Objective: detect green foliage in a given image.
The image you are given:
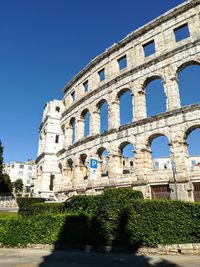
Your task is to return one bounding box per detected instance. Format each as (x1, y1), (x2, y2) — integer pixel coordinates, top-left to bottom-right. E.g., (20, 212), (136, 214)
(126, 199), (200, 247)
(13, 179), (23, 193)
(65, 195), (101, 215)
(0, 199), (199, 248)
(0, 141), (12, 194)
(17, 197), (45, 217)
(28, 203), (65, 216)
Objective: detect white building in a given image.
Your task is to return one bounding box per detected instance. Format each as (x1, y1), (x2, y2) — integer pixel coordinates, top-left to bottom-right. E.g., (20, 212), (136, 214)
(4, 160), (37, 191)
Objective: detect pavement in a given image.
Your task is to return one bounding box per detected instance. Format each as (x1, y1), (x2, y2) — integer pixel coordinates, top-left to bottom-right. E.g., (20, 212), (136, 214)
(0, 248), (199, 267)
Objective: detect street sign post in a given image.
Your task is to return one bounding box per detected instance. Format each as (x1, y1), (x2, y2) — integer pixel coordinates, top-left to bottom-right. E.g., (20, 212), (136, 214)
(90, 158), (98, 180)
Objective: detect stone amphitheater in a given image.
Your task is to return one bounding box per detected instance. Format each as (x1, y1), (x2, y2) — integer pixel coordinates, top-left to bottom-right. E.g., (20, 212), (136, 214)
(35, 0), (200, 202)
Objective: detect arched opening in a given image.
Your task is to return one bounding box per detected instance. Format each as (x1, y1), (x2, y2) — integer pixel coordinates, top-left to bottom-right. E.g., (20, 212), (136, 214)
(69, 117), (76, 144)
(178, 62), (200, 107)
(144, 76), (166, 117)
(98, 100), (108, 134)
(97, 147), (109, 177)
(185, 126), (200, 167)
(148, 134), (170, 169)
(119, 142), (134, 174)
(118, 89), (133, 126)
(58, 163), (63, 174)
(79, 154), (88, 180)
(81, 109), (90, 138)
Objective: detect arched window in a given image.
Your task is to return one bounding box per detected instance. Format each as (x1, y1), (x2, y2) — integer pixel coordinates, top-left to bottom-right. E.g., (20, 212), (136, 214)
(149, 135), (170, 169)
(186, 127), (200, 167)
(99, 100), (108, 134)
(81, 110), (90, 137)
(70, 118), (76, 144)
(178, 63), (200, 107)
(119, 142), (134, 174)
(119, 89), (133, 126)
(145, 77), (166, 117)
(97, 147), (109, 177)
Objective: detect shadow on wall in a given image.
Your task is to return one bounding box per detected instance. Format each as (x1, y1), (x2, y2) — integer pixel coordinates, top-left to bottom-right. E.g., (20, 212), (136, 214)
(38, 213), (180, 267)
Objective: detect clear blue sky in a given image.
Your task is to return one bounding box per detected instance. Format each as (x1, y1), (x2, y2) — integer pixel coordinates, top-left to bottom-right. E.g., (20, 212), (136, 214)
(1, 0), (199, 163)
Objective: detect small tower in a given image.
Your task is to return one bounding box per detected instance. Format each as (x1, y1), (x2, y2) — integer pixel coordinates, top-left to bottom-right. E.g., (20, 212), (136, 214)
(34, 100), (64, 198)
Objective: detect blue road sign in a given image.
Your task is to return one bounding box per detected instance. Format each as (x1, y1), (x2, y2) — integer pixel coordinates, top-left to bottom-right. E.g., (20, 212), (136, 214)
(90, 158), (98, 169)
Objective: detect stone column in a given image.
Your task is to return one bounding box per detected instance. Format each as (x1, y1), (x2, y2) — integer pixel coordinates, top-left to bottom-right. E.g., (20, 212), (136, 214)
(134, 140), (152, 181)
(91, 110), (100, 136)
(65, 126), (72, 148)
(164, 72), (181, 111)
(76, 118), (84, 141)
(132, 81), (147, 121)
(108, 144), (123, 184)
(108, 100), (120, 130)
(73, 157), (84, 189)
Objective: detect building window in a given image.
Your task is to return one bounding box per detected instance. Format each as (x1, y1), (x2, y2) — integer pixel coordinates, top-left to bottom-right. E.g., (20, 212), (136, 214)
(130, 161), (133, 166)
(71, 91), (75, 102)
(174, 23), (190, 42)
(118, 55), (127, 70)
(55, 106), (60, 112)
(18, 171), (23, 176)
(27, 172), (32, 178)
(11, 164), (14, 168)
(143, 40), (155, 57)
(154, 161), (159, 168)
(83, 81), (88, 92)
(49, 175), (55, 191)
(19, 164), (24, 169)
(28, 166), (32, 170)
(55, 135), (59, 143)
(98, 68), (105, 81)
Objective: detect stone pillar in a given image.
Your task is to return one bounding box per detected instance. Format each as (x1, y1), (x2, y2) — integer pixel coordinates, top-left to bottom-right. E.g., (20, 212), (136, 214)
(108, 100), (120, 130)
(134, 141), (152, 181)
(164, 74), (181, 111)
(73, 157), (84, 189)
(132, 81), (147, 121)
(76, 118), (84, 141)
(170, 140), (190, 181)
(91, 110), (100, 135)
(65, 126), (72, 148)
(108, 146), (123, 184)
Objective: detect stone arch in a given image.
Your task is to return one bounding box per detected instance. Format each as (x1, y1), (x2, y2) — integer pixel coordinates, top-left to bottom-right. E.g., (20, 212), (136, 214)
(96, 99), (109, 134)
(97, 147), (109, 177)
(143, 75), (167, 117)
(69, 117), (76, 144)
(118, 141), (135, 174)
(146, 133), (171, 169)
(177, 60), (200, 107)
(184, 125), (200, 167)
(116, 88), (133, 126)
(79, 153), (89, 180)
(81, 108), (90, 137)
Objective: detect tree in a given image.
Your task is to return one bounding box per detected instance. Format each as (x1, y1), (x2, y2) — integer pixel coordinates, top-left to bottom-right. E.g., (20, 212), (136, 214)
(13, 179), (23, 193)
(0, 140), (12, 194)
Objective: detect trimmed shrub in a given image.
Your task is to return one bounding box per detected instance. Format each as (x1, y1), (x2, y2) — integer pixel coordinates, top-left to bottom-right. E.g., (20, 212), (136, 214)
(0, 199), (199, 248)
(17, 197), (45, 217)
(65, 195), (101, 215)
(126, 199), (200, 247)
(29, 203), (65, 216)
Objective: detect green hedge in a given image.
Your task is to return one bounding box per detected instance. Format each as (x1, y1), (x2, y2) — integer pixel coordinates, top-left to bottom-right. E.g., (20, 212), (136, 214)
(1, 199), (199, 248)
(29, 203), (65, 216)
(17, 197), (45, 217)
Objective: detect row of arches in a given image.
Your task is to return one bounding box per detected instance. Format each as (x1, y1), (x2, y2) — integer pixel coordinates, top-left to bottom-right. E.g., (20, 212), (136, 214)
(65, 62), (200, 145)
(60, 125), (200, 180)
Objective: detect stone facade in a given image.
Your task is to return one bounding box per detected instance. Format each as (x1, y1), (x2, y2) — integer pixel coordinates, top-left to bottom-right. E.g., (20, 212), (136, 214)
(35, 0), (200, 201)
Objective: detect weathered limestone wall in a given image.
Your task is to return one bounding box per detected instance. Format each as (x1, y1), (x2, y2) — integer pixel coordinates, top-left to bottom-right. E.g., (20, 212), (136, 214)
(36, 0), (200, 201)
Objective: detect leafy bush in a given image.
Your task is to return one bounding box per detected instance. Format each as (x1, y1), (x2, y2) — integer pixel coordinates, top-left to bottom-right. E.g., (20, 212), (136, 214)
(126, 199), (200, 247)
(17, 197), (45, 217)
(29, 203), (65, 216)
(0, 199), (199, 248)
(65, 195), (101, 215)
